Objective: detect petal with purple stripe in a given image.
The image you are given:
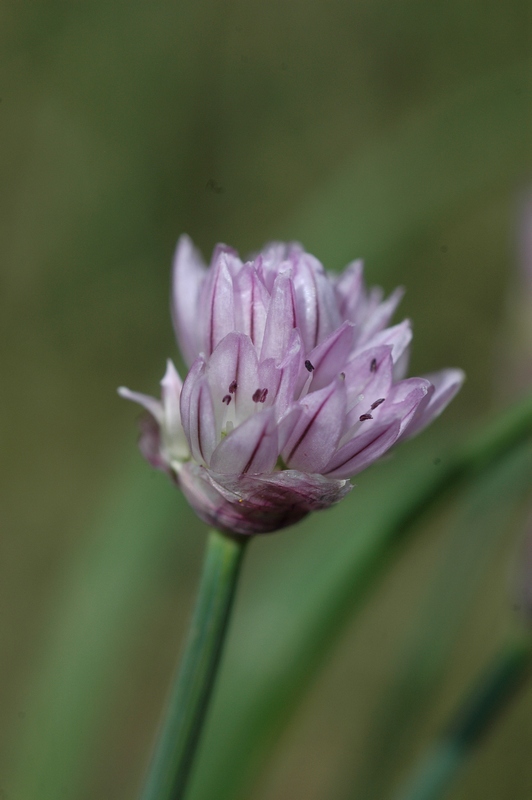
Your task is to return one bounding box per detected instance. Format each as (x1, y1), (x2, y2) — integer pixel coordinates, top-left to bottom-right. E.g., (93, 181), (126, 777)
(210, 409), (279, 475)
(261, 271), (297, 362)
(233, 264), (270, 350)
(324, 420), (401, 478)
(206, 332), (259, 429)
(199, 252), (236, 356)
(306, 320), (355, 391)
(282, 378), (346, 472)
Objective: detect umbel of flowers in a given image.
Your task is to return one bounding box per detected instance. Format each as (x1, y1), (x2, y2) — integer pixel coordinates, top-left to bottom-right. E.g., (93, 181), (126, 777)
(120, 237), (463, 534)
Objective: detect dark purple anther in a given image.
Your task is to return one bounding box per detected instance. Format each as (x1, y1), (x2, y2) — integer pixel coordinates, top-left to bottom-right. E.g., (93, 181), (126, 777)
(370, 358), (377, 373)
(222, 394), (232, 405)
(253, 388), (268, 403)
(359, 413), (373, 421)
(229, 380), (237, 394)
(370, 398), (385, 409)
(305, 360), (315, 372)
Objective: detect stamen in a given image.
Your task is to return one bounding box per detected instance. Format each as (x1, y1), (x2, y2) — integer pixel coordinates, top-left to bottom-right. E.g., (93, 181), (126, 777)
(370, 398), (385, 409)
(359, 413), (373, 421)
(222, 394), (232, 405)
(229, 380), (237, 394)
(305, 360), (315, 372)
(252, 388), (269, 403)
(370, 358), (377, 373)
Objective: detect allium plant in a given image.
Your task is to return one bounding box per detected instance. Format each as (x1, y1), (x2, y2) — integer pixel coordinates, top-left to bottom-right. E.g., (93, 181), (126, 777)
(120, 237), (463, 800)
(120, 236), (464, 535)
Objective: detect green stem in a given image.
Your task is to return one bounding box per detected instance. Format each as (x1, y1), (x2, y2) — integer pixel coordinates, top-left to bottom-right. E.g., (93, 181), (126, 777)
(393, 637), (532, 800)
(141, 528), (248, 800)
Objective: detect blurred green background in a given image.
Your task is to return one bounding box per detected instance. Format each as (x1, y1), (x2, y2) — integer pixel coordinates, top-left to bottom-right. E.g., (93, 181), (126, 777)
(1, 1), (531, 798)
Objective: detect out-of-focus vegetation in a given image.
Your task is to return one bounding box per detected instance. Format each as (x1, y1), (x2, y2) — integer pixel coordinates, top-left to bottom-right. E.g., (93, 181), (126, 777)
(1, 1), (531, 799)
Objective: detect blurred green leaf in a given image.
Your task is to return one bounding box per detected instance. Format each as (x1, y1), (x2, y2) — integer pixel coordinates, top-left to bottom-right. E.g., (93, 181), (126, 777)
(348, 442), (532, 800)
(4, 456), (195, 800)
(393, 636), (532, 800)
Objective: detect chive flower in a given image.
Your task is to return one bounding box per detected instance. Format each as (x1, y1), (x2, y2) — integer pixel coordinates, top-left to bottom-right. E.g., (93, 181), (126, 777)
(119, 237), (463, 534)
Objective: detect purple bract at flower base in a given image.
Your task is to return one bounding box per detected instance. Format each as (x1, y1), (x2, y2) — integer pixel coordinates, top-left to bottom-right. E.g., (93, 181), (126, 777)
(119, 237), (464, 535)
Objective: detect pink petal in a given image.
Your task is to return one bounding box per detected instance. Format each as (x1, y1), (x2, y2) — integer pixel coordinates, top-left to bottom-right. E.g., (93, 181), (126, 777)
(187, 377), (217, 466)
(324, 420), (402, 478)
(402, 368), (465, 439)
(361, 319), (412, 365)
(178, 463), (351, 535)
(199, 251), (236, 356)
(334, 259), (364, 322)
(137, 412), (172, 474)
(342, 346), (394, 430)
(375, 377), (431, 436)
(210, 409), (279, 475)
(180, 359), (217, 465)
(117, 386), (163, 423)
(357, 287), (404, 345)
(161, 359), (183, 433)
(260, 271), (298, 362)
(306, 321), (355, 391)
(205, 332), (259, 429)
(171, 235), (207, 366)
(282, 378), (347, 472)
(233, 264), (270, 350)
(273, 329), (304, 414)
(291, 252), (341, 350)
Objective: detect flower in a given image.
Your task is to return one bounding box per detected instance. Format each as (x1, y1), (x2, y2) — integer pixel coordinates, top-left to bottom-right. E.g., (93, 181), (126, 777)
(119, 237), (464, 535)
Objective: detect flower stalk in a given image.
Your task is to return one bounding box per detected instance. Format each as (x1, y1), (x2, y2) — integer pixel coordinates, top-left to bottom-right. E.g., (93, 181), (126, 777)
(140, 529), (247, 800)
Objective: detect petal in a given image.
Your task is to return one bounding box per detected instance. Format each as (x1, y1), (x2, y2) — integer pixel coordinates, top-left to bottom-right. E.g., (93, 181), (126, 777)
(137, 412), (173, 474)
(324, 420), (401, 478)
(357, 287), (404, 345)
(199, 250), (236, 356)
(179, 356), (206, 436)
(334, 259), (364, 322)
(291, 251), (341, 350)
(180, 359), (217, 465)
(213, 469), (352, 514)
(117, 386), (163, 423)
(282, 378), (347, 472)
(171, 235), (207, 366)
(401, 368), (465, 439)
(206, 332), (259, 429)
(233, 264), (270, 350)
(342, 346), (394, 429)
(161, 359), (183, 431)
(179, 464), (352, 535)
(375, 377), (431, 435)
(272, 329), (304, 414)
(255, 242), (293, 292)
(210, 409), (278, 475)
(160, 360), (189, 462)
(359, 319), (412, 365)
(306, 321), (355, 391)
(260, 271), (298, 362)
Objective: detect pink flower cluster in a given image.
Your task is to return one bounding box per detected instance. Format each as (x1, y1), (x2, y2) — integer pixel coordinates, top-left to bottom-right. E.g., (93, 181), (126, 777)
(119, 237), (463, 534)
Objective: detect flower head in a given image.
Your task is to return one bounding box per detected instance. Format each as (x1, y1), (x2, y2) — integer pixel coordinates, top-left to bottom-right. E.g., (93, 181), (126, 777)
(119, 236), (464, 535)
